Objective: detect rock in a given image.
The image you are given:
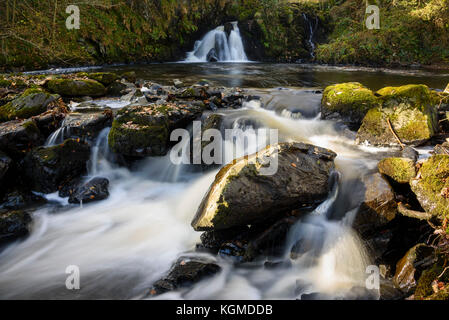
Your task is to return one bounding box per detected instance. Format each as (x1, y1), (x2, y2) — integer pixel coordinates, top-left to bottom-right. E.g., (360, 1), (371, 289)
(433, 142), (449, 155)
(353, 173), (397, 234)
(414, 259), (449, 300)
(23, 139), (90, 193)
(121, 71), (137, 83)
(393, 244), (436, 293)
(400, 146), (419, 161)
(46, 79), (106, 97)
(191, 142), (336, 231)
(0, 210), (32, 245)
(173, 79), (183, 89)
(106, 81), (129, 97)
(0, 120), (43, 156)
(0, 189), (46, 210)
(410, 155), (449, 221)
(57, 109), (113, 141)
(68, 177), (109, 204)
(321, 82), (380, 130)
(87, 72), (118, 86)
(0, 151), (11, 182)
(149, 256), (221, 296)
(0, 88), (59, 122)
(378, 157), (417, 184)
(206, 48), (219, 62)
(32, 102), (68, 138)
(108, 103), (203, 157)
(356, 85), (438, 146)
(224, 22), (234, 37)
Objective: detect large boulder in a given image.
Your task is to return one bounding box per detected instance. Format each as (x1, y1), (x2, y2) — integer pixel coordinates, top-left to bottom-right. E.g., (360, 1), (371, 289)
(108, 103), (203, 157)
(410, 155), (449, 221)
(23, 139), (90, 193)
(321, 82), (380, 130)
(191, 142), (336, 231)
(0, 120), (43, 156)
(149, 256), (221, 296)
(393, 244), (436, 294)
(0, 210), (32, 246)
(46, 79), (106, 97)
(357, 85), (438, 146)
(0, 88), (59, 122)
(378, 157), (417, 184)
(353, 173), (397, 234)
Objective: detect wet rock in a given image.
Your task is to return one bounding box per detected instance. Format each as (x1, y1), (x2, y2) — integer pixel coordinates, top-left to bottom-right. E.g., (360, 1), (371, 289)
(23, 139), (90, 193)
(173, 79), (183, 89)
(433, 141), (449, 155)
(378, 157), (417, 184)
(0, 120), (43, 156)
(356, 85), (439, 146)
(0, 88), (60, 123)
(0, 151), (11, 182)
(121, 71), (137, 83)
(218, 241), (247, 262)
(106, 81), (129, 97)
(32, 102), (68, 138)
(393, 244), (436, 293)
(149, 256), (221, 296)
(410, 155), (449, 221)
(46, 79), (106, 97)
(321, 82), (379, 130)
(87, 72), (118, 86)
(197, 226), (251, 253)
(400, 146), (419, 161)
(0, 189), (46, 210)
(206, 48), (219, 62)
(353, 173), (397, 234)
(224, 22), (234, 37)
(0, 210), (32, 246)
(58, 109), (113, 141)
(191, 142), (336, 231)
(68, 177), (109, 204)
(108, 103), (203, 158)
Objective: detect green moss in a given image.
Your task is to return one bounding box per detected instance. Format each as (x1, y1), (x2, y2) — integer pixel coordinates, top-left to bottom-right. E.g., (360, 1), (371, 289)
(378, 157), (417, 184)
(87, 72), (118, 86)
(46, 79), (106, 97)
(411, 155), (449, 221)
(321, 82), (380, 127)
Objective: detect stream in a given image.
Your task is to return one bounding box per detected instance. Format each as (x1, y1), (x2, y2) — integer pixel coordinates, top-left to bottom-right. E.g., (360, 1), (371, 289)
(0, 63), (447, 299)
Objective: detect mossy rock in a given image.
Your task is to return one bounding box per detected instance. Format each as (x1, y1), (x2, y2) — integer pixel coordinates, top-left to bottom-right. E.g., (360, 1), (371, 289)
(410, 155), (449, 221)
(415, 258), (449, 300)
(87, 72), (118, 86)
(23, 138), (90, 193)
(108, 105), (170, 157)
(0, 119), (43, 156)
(46, 79), (106, 97)
(0, 88), (59, 122)
(378, 157), (417, 184)
(357, 85), (438, 146)
(321, 82), (380, 130)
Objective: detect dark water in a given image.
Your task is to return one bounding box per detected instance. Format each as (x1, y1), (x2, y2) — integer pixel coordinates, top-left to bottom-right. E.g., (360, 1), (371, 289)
(98, 63), (449, 90)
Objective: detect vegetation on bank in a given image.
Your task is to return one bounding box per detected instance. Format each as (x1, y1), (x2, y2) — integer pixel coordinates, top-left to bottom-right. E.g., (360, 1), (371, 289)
(1, 0), (448, 70)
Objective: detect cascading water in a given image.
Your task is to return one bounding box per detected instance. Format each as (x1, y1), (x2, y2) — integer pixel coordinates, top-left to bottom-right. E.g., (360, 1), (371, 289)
(0, 86), (384, 299)
(302, 13), (318, 59)
(185, 22), (248, 62)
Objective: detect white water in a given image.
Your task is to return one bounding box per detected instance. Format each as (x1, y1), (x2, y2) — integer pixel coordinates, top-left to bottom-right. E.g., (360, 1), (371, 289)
(0, 89), (383, 299)
(185, 22), (248, 62)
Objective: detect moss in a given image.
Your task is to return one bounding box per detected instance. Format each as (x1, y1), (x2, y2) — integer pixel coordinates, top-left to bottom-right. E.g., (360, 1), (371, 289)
(46, 79), (106, 97)
(378, 157), (417, 184)
(321, 82), (380, 127)
(410, 155), (449, 221)
(87, 72), (118, 86)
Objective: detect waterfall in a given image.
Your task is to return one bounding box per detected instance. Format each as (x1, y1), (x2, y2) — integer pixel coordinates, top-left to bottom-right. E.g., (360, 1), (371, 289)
(185, 22), (248, 62)
(302, 13), (318, 59)
(45, 119), (69, 146)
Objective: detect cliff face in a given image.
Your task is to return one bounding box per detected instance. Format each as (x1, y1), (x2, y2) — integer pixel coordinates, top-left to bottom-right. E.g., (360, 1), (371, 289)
(0, 0), (447, 71)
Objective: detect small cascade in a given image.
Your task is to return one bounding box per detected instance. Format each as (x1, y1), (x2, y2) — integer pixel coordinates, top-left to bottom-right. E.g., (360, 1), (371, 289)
(88, 128), (113, 177)
(45, 119), (69, 146)
(185, 21), (248, 62)
(302, 13), (319, 59)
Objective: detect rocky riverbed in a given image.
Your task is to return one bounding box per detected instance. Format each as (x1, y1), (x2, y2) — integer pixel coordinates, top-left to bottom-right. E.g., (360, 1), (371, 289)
(0, 67), (448, 300)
